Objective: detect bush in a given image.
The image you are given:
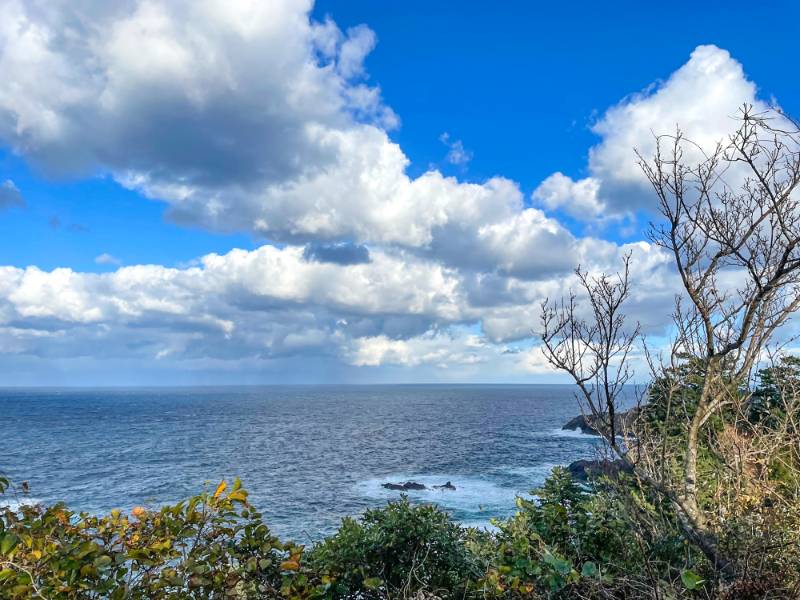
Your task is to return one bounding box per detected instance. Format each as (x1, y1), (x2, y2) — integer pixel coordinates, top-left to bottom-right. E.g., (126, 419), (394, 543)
(2, 462), (799, 598)
(478, 468), (629, 597)
(309, 497), (481, 598)
(0, 479), (315, 599)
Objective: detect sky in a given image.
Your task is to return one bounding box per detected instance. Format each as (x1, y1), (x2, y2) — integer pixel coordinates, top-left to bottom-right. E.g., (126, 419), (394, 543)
(0, 0), (798, 385)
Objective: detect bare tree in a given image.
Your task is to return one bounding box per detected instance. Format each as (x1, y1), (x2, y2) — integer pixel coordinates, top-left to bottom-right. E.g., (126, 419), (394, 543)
(641, 105), (800, 536)
(541, 253), (639, 450)
(540, 105), (800, 579)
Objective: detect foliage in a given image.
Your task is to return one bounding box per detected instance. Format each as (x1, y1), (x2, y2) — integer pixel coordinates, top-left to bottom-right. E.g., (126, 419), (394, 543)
(0, 478), (318, 599)
(750, 356), (800, 427)
(477, 468), (692, 598)
(309, 496), (480, 598)
(3, 460), (800, 599)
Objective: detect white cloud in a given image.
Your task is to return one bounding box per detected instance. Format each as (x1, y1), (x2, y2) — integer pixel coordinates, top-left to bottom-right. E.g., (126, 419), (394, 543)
(439, 132), (472, 166)
(95, 253), (122, 266)
(0, 0), (393, 193)
(0, 240), (674, 372)
(347, 331), (485, 367)
(0, 0), (578, 280)
(0, 3), (784, 383)
(532, 45), (778, 221)
(532, 173), (603, 220)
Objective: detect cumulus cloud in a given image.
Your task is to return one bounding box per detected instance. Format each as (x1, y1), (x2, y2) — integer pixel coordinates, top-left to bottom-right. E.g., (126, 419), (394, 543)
(303, 242), (371, 265)
(0, 0), (394, 180)
(532, 45), (776, 221)
(0, 241), (674, 371)
(0, 0), (581, 281)
(347, 331), (485, 368)
(0, 179), (24, 210)
(0, 1), (781, 381)
(533, 173), (603, 220)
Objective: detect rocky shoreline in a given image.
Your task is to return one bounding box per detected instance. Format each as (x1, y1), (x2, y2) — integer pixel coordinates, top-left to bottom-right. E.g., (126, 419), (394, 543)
(380, 413), (633, 492)
(561, 409), (637, 436)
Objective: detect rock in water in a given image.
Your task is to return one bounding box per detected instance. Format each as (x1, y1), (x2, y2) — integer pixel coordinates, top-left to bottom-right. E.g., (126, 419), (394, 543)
(433, 481), (456, 490)
(562, 409), (638, 436)
(562, 414), (599, 435)
(382, 481), (427, 491)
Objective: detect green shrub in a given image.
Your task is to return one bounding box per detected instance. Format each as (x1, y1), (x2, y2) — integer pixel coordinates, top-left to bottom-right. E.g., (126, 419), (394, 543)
(2, 459), (799, 598)
(0, 479), (317, 599)
(309, 496), (481, 598)
(478, 468), (598, 597)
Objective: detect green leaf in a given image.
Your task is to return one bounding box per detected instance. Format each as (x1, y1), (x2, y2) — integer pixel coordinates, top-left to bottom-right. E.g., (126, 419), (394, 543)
(681, 569), (704, 590)
(0, 534), (18, 556)
(543, 551), (572, 575)
(363, 577), (383, 589)
(581, 561), (598, 577)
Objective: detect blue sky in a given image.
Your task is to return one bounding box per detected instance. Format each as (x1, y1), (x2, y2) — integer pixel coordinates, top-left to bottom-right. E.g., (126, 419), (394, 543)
(0, 0), (797, 385)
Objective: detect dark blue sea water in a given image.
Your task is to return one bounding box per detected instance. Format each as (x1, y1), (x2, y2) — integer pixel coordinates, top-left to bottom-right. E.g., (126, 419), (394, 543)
(0, 385), (600, 541)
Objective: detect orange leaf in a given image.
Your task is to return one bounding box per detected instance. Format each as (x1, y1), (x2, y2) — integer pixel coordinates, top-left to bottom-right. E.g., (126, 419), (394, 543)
(280, 560), (300, 571)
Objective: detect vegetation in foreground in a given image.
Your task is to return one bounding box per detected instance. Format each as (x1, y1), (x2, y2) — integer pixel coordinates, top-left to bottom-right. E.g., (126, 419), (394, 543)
(3, 108), (800, 598)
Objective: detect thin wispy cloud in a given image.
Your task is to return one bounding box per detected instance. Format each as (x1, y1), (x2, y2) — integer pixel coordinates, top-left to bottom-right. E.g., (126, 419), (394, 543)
(439, 132), (473, 166)
(0, 179), (24, 210)
(94, 253), (122, 266)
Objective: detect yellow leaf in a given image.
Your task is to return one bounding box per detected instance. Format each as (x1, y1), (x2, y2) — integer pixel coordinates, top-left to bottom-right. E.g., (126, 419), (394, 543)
(213, 481), (227, 499)
(228, 489), (248, 503)
(280, 560), (300, 571)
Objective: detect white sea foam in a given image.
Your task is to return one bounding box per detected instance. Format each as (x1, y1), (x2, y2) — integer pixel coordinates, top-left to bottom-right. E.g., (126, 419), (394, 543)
(356, 473), (528, 517)
(0, 498), (41, 511)
(545, 427), (600, 440)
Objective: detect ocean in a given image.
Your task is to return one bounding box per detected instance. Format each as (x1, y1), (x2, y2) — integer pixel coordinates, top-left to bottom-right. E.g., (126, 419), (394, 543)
(0, 385), (601, 541)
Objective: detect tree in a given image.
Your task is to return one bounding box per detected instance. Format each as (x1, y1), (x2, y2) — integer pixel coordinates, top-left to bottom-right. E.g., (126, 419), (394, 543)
(540, 253), (638, 449)
(541, 105), (800, 581)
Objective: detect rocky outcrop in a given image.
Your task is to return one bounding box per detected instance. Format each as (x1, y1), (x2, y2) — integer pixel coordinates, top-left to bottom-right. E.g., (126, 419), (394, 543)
(562, 414), (600, 435)
(562, 409), (637, 436)
(566, 458), (633, 482)
(382, 481), (426, 491)
(381, 480), (457, 491)
(433, 481), (456, 491)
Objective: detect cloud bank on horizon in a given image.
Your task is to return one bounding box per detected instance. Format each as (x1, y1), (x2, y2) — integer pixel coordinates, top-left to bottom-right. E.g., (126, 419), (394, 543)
(0, 0), (783, 383)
